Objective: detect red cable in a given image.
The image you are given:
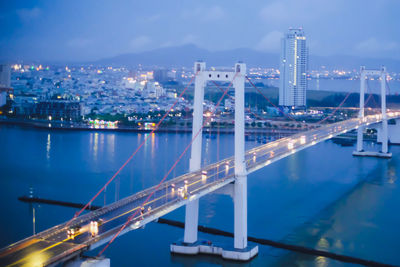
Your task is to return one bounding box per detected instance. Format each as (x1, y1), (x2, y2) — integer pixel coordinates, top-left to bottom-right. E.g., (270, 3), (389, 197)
(67, 72), (199, 226)
(366, 79), (382, 111)
(365, 93), (374, 108)
(245, 76), (358, 125)
(316, 92), (352, 123)
(97, 73), (238, 256)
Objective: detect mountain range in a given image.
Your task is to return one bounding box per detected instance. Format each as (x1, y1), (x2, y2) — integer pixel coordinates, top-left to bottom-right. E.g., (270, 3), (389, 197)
(95, 44), (400, 72)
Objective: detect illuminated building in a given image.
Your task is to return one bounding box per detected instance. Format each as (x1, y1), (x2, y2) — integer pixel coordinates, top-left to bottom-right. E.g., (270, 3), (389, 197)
(34, 100), (82, 120)
(279, 28), (308, 110)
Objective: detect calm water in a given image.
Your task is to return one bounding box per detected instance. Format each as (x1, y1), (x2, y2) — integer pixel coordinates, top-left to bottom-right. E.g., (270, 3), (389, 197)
(0, 124), (399, 266)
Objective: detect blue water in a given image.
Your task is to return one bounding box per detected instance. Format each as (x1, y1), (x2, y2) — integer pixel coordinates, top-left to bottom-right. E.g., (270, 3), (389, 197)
(0, 124), (399, 266)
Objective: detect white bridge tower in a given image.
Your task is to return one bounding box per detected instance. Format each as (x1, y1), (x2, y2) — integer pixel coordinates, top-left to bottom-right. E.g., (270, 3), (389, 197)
(353, 66), (392, 158)
(170, 61), (258, 261)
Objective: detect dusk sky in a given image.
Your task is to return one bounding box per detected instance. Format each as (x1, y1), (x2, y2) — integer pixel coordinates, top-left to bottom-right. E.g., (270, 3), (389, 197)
(1, 0), (399, 62)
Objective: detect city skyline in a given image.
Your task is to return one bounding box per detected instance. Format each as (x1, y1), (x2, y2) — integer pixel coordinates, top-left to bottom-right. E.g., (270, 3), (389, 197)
(0, 0), (400, 62)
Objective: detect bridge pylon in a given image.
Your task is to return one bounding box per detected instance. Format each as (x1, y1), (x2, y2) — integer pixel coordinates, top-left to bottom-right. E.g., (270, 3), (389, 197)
(170, 61), (258, 261)
(353, 66), (392, 158)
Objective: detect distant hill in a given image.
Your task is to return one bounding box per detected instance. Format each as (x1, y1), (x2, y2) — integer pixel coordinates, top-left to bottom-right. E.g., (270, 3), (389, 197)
(95, 44), (279, 69)
(96, 44), (400, 71)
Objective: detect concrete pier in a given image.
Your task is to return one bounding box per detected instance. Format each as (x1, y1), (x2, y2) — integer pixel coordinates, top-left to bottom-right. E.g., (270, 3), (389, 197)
(171, 240), (258, 261)
(64, 257), (110, 267)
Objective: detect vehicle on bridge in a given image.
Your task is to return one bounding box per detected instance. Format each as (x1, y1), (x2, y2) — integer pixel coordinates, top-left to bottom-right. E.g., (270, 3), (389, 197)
(89, 219), (103, 237)
(67, 226), (81, 240)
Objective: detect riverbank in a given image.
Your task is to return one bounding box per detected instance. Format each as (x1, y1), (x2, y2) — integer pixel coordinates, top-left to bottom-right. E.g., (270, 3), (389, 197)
(0, 118), (304, 136)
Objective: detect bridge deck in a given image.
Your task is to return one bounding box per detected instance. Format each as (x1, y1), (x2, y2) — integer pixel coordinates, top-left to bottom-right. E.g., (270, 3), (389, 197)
(1, 112), (399, 266)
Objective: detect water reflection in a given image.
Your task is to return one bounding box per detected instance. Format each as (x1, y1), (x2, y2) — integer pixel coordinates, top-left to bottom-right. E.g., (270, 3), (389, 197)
(334, 239), (343, 249)
(151, 133), (155, 158)
(317, 237), (330, 249)
(387, 164), (397, 184)
(143, 133), (149, 161)
(203, 194), (218, 224)
(287, 153), (302, 181)
(93, 132), (99, 160)
(99, 133), (104, 154)
(46, 134), (51, 161)
(2, 125), (399, 266)
(315, 256), (328, 267)
(107, 134), (115, 162)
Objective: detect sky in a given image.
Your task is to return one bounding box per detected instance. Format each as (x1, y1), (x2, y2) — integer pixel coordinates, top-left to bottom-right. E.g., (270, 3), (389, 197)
(0, 0), (399, 62)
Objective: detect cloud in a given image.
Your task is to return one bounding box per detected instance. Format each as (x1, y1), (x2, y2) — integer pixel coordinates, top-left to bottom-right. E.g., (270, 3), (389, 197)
(355, 37), (399, 53)
(259, 0), (338, 24)
(130, 36), (151, 51)
(67, 38), (92, 48)
(255, 31), (283, 52)
(16, 7), (41, 22)
(182, 34), (198, 44)
(182, 6), (226, 22)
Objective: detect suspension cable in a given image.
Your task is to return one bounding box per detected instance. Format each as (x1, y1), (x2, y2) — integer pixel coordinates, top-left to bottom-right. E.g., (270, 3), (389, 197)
(67, 71), (199, 226)
(97, 73), (238, 256)
(246, 76), (355, 124)
(366, 79), (382, 110)
(316, 92), (352, 123)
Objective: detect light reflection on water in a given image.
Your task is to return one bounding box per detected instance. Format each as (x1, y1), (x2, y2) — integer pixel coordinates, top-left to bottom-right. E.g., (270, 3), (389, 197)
(0, 125), (399, 266)
(46, 133), (51, 161)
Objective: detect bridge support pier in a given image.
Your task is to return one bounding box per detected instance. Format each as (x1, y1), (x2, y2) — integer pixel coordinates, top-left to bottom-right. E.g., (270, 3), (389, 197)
(171, 61), (258, 261)
(63, 257), (110, 267)
(353, 66), (392, 158)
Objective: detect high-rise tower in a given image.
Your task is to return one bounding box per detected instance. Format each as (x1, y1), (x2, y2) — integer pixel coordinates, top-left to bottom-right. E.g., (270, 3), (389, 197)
(279, 28), (308, 109)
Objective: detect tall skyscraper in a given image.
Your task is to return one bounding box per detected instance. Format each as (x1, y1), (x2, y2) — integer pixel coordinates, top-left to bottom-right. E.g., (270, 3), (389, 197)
(279, 28), (308, 110)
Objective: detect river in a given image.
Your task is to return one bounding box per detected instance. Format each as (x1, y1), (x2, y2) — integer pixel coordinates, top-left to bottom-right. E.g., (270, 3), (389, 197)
(0, 124), (399, 266)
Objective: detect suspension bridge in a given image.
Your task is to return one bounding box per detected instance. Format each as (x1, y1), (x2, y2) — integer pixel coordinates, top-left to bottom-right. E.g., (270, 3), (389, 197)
(0, 63), (399, 267)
